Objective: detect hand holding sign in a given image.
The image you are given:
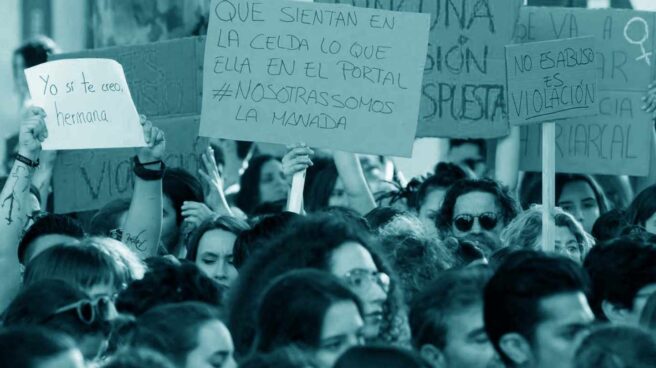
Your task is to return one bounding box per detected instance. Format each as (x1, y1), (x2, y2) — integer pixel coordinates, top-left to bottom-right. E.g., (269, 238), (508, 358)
(18, 107), (49, 162)
(138, 115), (167, 163)
(24, 58), (147, 150)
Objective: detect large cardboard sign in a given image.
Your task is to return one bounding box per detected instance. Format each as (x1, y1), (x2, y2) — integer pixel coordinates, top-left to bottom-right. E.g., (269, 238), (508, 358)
(199, 0), (430, 157)
(319, 0), (524, 138)
(506, 37), (598, 125)
(51, 37), (208, 213)
(516, 7), (655, 176)
(25, 59), (146, 150)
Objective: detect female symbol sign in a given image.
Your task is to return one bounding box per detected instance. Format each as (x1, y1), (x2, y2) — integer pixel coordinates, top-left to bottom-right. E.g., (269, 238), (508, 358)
(624, 17), (652, 66)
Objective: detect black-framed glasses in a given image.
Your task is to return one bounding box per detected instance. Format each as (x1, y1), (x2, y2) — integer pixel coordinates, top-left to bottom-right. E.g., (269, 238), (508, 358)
(453, 212), (499, 232)
(343, 269), (390, 294)
(42, 296), (112, 325)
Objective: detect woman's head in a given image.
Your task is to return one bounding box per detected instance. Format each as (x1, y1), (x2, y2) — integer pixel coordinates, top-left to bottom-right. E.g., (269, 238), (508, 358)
(0, 327), (85, 368)
(500, 206), (594, 262)
(236, 155), (287, 215)
(229, 214), (401, 357)
(304, 161), (341, 212)
(186, 216), (249, 288)
(24, 242), (127, 299)
(556, 174), (609, 233)
(233, 212), (300, 269)
(162, 168), (205, 253)
(89, 198), (131, 237)
(133, 302), (236, 368)
(254, 269), (364, 367)
(4, 279), (111, 361)
(626, 185), (656, 235)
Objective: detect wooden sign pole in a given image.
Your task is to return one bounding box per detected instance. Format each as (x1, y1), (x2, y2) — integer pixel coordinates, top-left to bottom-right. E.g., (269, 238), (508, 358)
(542, 122), (556, 252)
(286, 170), (306, 214)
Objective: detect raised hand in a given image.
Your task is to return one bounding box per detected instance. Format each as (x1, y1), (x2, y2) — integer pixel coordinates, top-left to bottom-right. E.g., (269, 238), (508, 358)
(18, 107), (48, 161)
(282, 143), (314, 183)
(138, 115), (166, 163)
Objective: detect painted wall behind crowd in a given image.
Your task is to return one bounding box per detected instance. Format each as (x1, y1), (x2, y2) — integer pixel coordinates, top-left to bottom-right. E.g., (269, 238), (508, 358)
(91, 0), (209, 47)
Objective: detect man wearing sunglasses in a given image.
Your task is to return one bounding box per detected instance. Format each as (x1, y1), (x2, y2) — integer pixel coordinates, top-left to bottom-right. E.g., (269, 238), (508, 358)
(436, 179), (520, 255)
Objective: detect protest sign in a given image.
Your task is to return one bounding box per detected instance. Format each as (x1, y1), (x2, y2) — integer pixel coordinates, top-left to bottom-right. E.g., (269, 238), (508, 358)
(53, 116), (208, 214)
(506, 37), (598, 125)
(199, 0), (430, 157)
(318, 0), (523, 138)
(24, 59), (146, 150)
(515, 7), (655, 176)
(51, 37), (208, 213)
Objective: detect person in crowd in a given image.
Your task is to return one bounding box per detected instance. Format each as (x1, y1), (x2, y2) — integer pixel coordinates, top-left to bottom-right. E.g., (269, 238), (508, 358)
(0, 327), (85, 368)
(499, 205), (594, 262)
(447, 139), (487, 178)
(89, 198), (132, 238)
(252, 269), (365, 367)
(626, 185), (656, 235)
(235, 155), (288, 216)
(17, 213), (85, 265)
(232, 211), (300, 269)
(573, 325), (656, 368)
(556, 174), (609, 234)
(116, 257), (224, 318)
(591, 209), (629, 243)
(101, 348), (176, 368)
(409, 266), (501, 368)
(414, 163), (469, 230)
(161, 168), (205, 256)
(435, 178), (520, 253)
(3, 279), (112, 361)
(484, 251), (594, 368)
(584, 235), (656, 325)
(334, 346), (429, 368)
(228, 214), (405, 358)
(185, 216), (249, 289)
(364, 207), (409, 232)
(377, 215), (452, 301)
(132, 302), (236, 368)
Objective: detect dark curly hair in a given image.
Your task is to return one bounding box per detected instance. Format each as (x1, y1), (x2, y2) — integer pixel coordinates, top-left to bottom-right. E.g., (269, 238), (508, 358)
(228, 214), (406, 358)
(435, 178), (520, 238)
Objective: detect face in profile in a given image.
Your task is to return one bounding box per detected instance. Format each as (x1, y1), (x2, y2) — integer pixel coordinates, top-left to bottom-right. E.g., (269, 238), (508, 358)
(437, 304), (503, 368)
(329, 242), (388, 340)
(258, 159), (288, 204)
(530, 292), (594, 368)
(418, 187), (445, 232)
(557, 181), (600, 234)
(451, 191), (504, 244)
(185, 320), (236, 368)
(316, 300), (365, 368)
(195, 229), (239, 289)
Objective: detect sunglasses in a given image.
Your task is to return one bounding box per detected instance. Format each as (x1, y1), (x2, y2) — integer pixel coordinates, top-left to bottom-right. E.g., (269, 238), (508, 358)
(343, 269), (390, 294)
(43, 296), (112, 325)
(453, 212), (499, 232)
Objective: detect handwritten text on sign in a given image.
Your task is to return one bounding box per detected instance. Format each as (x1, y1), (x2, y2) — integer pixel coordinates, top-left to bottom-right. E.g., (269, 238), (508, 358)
(319, 0), (523, 139)
(199, 0), (430, 157)
(25, 59), (146, 150)
(506, 37), (597, 125)
(515, 7), (655, 176)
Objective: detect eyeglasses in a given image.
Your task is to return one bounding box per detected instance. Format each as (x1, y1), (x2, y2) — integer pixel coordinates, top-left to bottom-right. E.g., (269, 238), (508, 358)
(453, 212), (499, 232)
(343, 269), (390, 294)
(42, 296), (112, 325)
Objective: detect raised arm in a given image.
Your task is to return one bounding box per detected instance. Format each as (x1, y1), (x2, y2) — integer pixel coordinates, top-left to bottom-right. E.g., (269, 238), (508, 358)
(121, 116), (166, 259)
(333, 151), (376, 215)
(495, 126), (520, 191)
(0, 107), (47, 311)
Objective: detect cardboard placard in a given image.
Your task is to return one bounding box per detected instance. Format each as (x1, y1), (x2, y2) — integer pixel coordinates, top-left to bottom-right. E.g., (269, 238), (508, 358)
(25, 59), (147, 150)
(53, 116), (208, 214)
(318, 0), (523, 138)
(51, 37), (207, 213)
(199, 0), (430, 157)
(506, 37), (598, 125)
(516, 7), (654, 176)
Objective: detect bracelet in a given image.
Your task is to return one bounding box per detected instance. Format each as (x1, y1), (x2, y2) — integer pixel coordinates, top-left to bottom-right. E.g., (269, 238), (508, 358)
(132, 155), (165, 180)
(14, 153), (39, 168)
